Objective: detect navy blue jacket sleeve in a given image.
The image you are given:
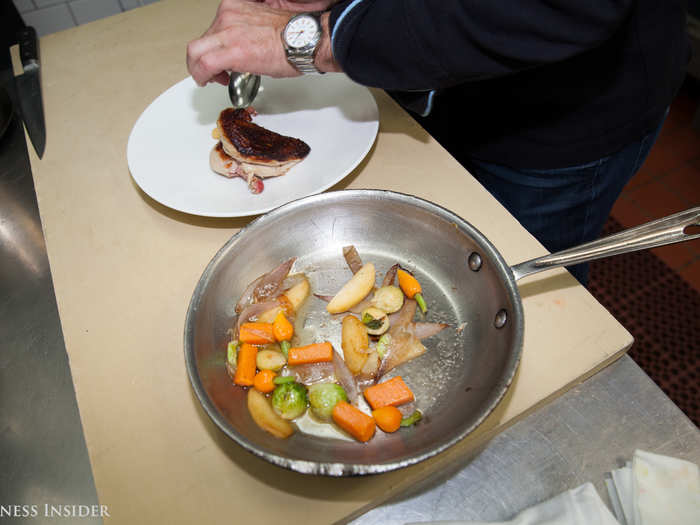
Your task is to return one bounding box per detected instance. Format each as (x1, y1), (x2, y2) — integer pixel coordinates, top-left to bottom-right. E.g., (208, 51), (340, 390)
(328, 1), (634, 91)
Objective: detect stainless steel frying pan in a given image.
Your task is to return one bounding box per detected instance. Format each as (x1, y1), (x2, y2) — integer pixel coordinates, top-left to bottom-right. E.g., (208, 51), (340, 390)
(184, 190), (699, 476)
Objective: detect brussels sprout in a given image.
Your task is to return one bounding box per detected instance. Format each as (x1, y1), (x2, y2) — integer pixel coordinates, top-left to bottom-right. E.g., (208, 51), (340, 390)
(361, 307), (390, 336)
(271, 382), (308, 420)
(308, 383), (348, 421)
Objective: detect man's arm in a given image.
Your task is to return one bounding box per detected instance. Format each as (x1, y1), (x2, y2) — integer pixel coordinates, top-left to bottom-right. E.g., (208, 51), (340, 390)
(187, 0), (341, 86)
(328, 0), (634, 91)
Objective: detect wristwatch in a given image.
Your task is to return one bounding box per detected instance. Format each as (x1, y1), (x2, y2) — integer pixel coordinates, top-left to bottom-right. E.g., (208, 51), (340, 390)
(282, 12), (324, 74)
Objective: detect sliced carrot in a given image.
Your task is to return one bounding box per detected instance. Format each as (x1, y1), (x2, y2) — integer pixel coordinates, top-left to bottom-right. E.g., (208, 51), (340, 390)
(372, 406), (403, 433)
(253, 369), (277, 393)
(332, 401), (376, 442)
(287, 342), (334, 366)
(272, 311), (294, 342)
(363, 376), (415, 410)
(239, 322), (275, 345)
(233, 343), (258, 386)
(397, 269), (421, 298)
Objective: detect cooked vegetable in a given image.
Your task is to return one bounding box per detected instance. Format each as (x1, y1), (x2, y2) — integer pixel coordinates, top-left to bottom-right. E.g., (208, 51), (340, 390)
(257, 277), (310, 323)
(239, 322), (276, 345)
(327, 263), (376, 314)
(381, 263), (400, 287)
(271, 381), (308, 420)
(272, 311), (294, 342)
(273, 375), (296, 385)
(235, 258), (296, 314)
(358, 350), (380, 380)
(225, 340), (239, 379)
(397, 269), (427, 314)
(236, 300), (279, 333)
(227, 341), (239, 366)
(376, 333), (391, 359)
(253, 369), (277, 393)
(372, 406), (402, 433)
(400, 409), (423, 427)
(361, 307), (390, 336)
(233, 343), (258, 387)
(410, 321), (448, 340)
(341, 315), (369, 374)
(363, 376), (415, 410)
(332, 401), (376, 442)
(287, 342), (334, 366)
(283, 276), (310, 311)
(377, 331), (427, 379)
(342, 245), (363, 274)
(372, 285), (404, 314)
(308, 383), (348, 421)
(279, 340), (291, 358)
(247, 388), (294, 438)
(293, 361), (336, 385)
(332, 350), (360, 404)
(256, 349), (287, 371)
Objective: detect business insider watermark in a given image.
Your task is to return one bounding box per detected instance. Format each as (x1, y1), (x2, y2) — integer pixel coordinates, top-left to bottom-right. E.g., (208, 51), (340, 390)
(1, 504), (110, 519)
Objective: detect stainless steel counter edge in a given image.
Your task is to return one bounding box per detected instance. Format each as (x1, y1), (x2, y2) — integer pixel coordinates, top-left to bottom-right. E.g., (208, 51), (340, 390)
(346, 355), (700, 525)
(0, 67), (102, 523)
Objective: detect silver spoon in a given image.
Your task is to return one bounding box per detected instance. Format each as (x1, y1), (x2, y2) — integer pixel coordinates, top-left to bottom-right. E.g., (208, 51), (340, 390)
(228, 71), (261, 108)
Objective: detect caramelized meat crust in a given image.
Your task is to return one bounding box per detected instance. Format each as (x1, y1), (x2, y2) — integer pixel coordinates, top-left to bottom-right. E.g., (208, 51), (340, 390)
(218, 108), (310, 164)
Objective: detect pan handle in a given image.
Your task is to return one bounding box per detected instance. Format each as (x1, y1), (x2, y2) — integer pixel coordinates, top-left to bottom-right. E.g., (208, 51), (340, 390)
(510, 207), (700, 281)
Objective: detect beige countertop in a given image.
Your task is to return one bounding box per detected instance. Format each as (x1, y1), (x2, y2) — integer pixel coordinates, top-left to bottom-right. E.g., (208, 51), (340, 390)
(27, 1), (632, 523)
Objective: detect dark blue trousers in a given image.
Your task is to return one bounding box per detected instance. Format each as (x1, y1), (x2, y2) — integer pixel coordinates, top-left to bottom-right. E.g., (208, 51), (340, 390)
(461, 119), (665, 285)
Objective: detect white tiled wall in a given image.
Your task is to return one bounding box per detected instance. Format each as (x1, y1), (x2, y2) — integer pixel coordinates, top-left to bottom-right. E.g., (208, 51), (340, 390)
(13, 0), (161, 36)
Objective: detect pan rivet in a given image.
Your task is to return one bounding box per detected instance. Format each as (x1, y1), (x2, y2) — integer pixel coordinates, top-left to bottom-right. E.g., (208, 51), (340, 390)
(468, 252), (482, 271)
(494, 309), (508, 329)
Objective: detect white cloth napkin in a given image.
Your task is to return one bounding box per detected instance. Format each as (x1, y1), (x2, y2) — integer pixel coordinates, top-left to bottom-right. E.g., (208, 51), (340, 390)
(405, 451), (700, 525)
(405, 482), (621, 525)
(606, 449), (700, 525)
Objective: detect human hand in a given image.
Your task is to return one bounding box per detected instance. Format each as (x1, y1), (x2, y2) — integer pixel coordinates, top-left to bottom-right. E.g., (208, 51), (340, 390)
(260, 0), (339, 11)
(187, 0), (299, 87)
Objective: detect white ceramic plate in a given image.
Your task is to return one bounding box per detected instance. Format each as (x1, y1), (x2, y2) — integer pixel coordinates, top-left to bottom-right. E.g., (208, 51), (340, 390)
(127, 75), (379, 217)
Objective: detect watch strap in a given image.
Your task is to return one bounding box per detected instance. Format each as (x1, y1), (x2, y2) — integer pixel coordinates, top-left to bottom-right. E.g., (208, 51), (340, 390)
(286, 52), (322, 74)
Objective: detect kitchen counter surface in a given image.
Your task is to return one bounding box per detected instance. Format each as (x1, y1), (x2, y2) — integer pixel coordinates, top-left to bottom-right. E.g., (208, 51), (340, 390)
(2, 0), (697, 523)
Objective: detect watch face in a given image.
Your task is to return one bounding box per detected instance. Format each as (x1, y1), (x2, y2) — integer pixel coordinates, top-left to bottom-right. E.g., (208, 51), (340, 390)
(284, 15), (319, 49)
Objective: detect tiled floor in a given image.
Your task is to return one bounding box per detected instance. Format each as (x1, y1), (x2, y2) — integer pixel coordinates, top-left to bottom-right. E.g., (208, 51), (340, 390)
(610, 77), (700, 291)
(597, 77), (700, 427)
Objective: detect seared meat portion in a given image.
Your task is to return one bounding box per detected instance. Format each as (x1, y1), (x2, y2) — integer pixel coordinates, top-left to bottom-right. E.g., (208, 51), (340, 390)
(218, 108), (310, 166)
(210, 108), (310, 194)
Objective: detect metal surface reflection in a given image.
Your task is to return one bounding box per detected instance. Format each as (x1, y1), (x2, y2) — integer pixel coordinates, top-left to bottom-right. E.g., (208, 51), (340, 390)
(0, 64), (101, 522)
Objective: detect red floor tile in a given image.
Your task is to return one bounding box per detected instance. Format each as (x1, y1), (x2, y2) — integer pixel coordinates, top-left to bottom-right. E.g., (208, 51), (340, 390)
(624, 180), (690, 220)
(610, 195), (653, 228)
(642, 127), (700, 175)
(664, 90), (700, 134)
(662, 163), (700, 208)
(678, 259), (700, 292)
(623, 160), (665, 191)
(610, 195), (654, 229)
(650, 243), (697, 271)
